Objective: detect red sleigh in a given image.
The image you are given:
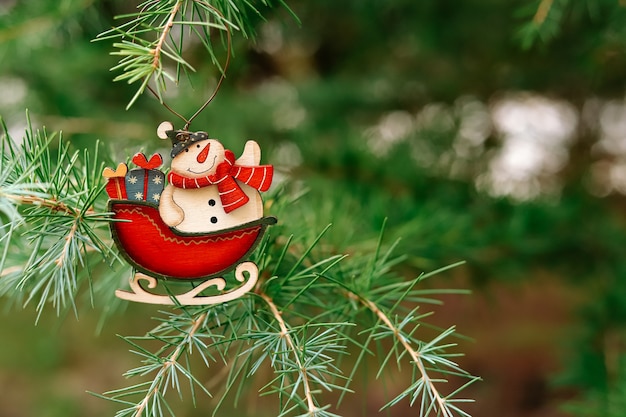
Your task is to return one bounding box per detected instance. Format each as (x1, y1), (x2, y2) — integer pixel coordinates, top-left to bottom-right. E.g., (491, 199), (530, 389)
(109, 200), (277, 305)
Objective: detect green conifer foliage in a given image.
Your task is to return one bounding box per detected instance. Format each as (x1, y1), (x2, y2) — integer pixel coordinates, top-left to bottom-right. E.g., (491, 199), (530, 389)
(2, 1), (626, 416)
(0, 2), (478, 416)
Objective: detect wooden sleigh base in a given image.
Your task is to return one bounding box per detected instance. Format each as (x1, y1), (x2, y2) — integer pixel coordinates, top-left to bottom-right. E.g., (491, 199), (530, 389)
(115, 262), (259, 306)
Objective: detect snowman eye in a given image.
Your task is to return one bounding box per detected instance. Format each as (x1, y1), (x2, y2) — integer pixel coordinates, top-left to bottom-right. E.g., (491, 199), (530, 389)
(197, 144), (201, 148)
(185, 148), (189, 153)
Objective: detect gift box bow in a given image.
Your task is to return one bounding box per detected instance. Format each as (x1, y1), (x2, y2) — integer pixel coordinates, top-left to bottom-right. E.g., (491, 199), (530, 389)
(103, 163), (128, 178)
(132, 153), (163, 169)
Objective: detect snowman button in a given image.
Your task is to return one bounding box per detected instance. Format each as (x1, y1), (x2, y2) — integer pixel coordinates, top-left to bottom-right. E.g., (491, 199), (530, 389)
(210, 216), (218, 224)
(208, 199), (216, 206)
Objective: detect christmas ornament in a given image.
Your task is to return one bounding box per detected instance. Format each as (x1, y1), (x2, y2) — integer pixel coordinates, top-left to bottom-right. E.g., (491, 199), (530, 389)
(99, 5), (277, 306)
(103, 123), (276, 305)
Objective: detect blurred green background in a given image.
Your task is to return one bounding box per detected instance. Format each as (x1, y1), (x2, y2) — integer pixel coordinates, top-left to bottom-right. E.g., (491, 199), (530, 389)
(2, 1), (626, 416)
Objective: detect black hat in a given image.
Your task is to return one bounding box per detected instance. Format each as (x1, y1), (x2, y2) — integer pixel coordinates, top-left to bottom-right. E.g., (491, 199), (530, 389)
(156, 121), (209, 158)
(166, 130), (209, 158)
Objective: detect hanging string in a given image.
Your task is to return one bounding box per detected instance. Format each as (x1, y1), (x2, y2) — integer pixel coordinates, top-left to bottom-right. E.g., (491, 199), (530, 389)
(185, 20), (231, 131)
(147, 2), (232, 131)
(147, 88), (191, 126)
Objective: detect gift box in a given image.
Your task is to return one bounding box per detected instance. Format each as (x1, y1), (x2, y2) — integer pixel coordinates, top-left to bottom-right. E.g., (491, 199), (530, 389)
(103, 163), (128, 199)
(125, 153), (165, 205)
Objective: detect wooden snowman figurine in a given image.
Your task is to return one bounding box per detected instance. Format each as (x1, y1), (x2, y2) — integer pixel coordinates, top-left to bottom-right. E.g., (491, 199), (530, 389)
(157, 122), (273, 234)
(104, 122), (276, 305)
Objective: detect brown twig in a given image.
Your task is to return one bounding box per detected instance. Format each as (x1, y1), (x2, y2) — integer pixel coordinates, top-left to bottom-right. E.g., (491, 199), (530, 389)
(55, 221), (78, 267)
(0, 266), (22, 277)
(533, 0), (554, 25)
(1, 193), (79, 216)
(1, 192), (97, 226)
(152, 0), (183, 70)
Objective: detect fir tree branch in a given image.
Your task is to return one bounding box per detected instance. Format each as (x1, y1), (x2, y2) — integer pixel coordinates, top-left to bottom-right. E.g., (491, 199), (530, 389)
(133, 312), (209, 417)
(346, 290), (452, 416)
(97, 310), (218, 417)
(97, 0), (296, 109)
(0, 115), (116, 316)
(533, 0), (554, 25)
(517, 0), (568, 48)
(96, 218), (475, 417)
(257, 289), (319, 416)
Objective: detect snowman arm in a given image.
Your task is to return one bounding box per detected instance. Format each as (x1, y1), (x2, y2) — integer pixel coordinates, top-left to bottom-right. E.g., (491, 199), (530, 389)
(159, 185), (185, 227)
(235, 140), (261, 166)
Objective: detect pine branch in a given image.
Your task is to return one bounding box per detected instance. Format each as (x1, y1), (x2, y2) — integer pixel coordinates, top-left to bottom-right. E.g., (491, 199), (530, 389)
(516, 0), (571, 49)
(348, 289), (478, 416)
(0, 117), (477, 415)
(0, 115), (116, 317)
(257, 289), (321, 416)
(350, 291), (448, 412)
(111, 312), (211, 417)
(533, 0), (554, 25)
(97, 0), (296, 109)
(315, 224), (477, 416)
(105, 217), (473, 417)
(1, 3), (480, 416)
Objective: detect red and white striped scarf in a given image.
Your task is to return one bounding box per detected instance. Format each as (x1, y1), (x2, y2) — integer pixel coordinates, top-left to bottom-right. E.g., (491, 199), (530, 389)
(167, 150), (273, 213)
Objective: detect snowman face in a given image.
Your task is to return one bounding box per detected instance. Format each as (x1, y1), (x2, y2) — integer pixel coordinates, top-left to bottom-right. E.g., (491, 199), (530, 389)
(171, 139), (225, 178)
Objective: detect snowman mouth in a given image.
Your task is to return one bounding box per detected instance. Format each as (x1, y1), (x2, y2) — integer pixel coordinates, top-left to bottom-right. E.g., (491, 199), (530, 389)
(187, 156), (217, 175)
